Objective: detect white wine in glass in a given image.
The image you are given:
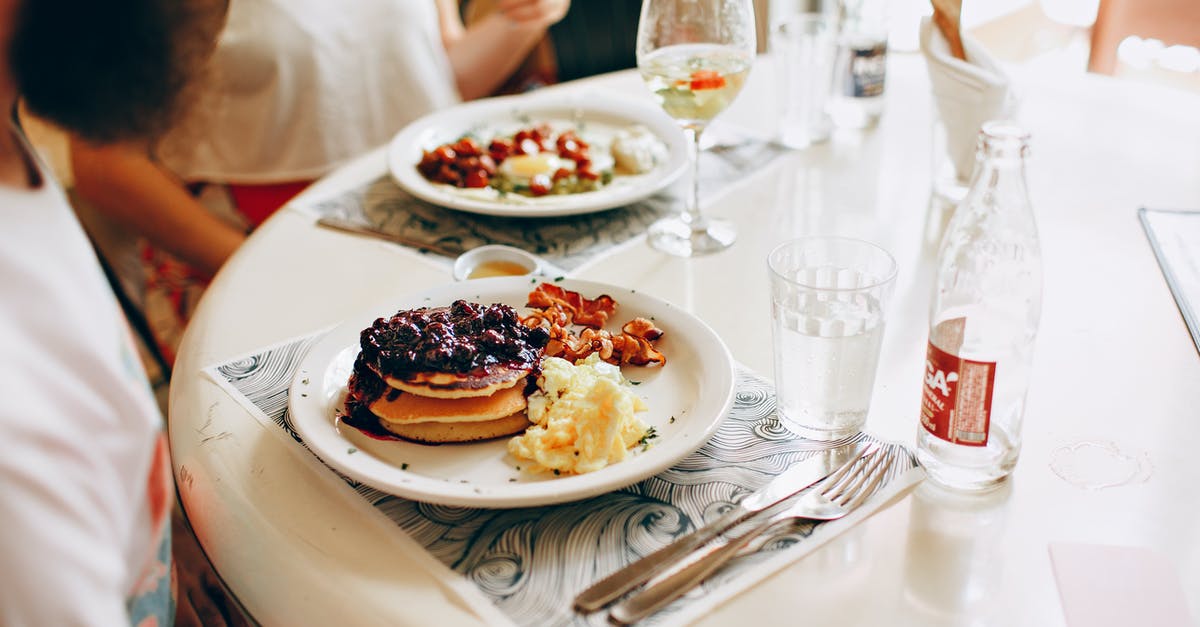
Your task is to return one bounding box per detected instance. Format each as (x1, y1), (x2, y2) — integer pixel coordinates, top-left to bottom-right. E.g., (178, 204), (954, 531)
(637, 0), (756, 256)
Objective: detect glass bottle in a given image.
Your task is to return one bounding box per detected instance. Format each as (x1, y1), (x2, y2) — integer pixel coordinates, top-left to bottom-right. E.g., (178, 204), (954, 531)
(827, 0), (888, 129)
(917, 121), (1043, 491)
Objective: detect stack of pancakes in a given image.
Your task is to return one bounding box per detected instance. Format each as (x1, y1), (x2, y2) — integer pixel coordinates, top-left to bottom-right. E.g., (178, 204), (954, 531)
(346, 300), (550, 444)
(363, 363), (534, 443)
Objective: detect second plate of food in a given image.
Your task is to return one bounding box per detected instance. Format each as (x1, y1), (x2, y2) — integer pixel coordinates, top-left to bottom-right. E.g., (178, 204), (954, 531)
(387, 91), (688, 217)
(288, 277), (735, 508)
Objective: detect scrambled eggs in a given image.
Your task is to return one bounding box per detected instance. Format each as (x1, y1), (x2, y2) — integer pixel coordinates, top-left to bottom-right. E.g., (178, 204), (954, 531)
(508, 355), (651, 475)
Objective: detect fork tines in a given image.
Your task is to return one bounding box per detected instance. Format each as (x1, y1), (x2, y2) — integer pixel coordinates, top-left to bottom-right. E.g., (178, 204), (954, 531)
(820, 446), (892, 510)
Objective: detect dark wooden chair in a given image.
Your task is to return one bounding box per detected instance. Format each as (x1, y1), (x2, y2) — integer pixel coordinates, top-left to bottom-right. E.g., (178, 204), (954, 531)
(549, 0), (642, 82)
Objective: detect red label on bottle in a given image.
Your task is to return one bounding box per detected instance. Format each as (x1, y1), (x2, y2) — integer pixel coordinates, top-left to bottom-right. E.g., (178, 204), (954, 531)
(921, 340), (996, 446)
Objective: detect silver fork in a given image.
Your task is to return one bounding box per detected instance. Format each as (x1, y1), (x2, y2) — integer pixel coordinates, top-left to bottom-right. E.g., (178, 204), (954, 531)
(608, 447), (895, 625)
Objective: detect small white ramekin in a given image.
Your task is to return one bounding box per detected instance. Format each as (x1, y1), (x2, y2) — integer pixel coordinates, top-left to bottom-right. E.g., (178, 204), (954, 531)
(451, 245), (563, 282)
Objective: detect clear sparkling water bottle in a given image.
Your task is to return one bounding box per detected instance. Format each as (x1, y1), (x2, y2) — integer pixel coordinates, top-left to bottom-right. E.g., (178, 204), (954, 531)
(917, 121), (1043, 491)
(827, 0), (888, 129)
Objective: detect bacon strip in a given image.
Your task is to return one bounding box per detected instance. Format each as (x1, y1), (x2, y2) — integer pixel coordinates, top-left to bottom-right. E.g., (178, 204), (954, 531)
(526, 283), (617, 328)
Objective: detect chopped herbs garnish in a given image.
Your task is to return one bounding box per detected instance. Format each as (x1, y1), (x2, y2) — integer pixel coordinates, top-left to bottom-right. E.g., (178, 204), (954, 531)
(553, 276), (565, 282)
(630, 380), (642, 386)
(638, 427), (660, 450)
(553, 469), (561, 476)
(669, 416), (676, 424)
(401, 463), (409, 470)
(348, 448), (358, 455)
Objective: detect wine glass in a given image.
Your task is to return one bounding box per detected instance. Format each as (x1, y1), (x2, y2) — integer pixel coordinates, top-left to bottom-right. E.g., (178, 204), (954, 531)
(636, 0), (756, 256)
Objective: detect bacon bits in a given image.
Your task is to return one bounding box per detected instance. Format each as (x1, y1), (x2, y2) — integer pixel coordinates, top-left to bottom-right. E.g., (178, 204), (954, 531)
(521, 283), (666, 367)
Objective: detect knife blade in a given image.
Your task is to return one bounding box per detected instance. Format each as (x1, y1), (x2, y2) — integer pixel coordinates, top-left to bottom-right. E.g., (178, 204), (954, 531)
(572, 435), (869, 613)
(315, 217), (464, 257)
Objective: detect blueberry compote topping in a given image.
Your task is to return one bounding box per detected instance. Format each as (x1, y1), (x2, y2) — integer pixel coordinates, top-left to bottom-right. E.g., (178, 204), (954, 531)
(343, 354), (401, 440)
(360, 300), (549, 379)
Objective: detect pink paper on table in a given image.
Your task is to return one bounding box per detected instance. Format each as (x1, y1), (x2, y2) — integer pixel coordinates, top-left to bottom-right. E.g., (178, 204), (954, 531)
(1049, 542), (1194, 627)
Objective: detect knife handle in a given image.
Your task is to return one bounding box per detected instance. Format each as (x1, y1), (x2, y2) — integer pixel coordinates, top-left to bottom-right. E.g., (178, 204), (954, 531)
(572, 506), (746, 613)
(608, 518), (781, 625)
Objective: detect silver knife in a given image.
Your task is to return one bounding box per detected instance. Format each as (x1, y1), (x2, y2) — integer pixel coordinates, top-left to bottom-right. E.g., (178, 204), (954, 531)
(572, 435), (869, 613)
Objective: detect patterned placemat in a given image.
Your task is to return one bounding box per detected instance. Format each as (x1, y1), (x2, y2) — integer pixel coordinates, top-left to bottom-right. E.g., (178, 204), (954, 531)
(204, 333), (922, 626)
(301, 135), (787, 272)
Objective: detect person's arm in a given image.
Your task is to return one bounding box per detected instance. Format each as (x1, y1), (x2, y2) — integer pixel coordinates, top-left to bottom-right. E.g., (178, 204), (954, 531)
(69, 137), (245, 279)
(436, 0), (570, 100)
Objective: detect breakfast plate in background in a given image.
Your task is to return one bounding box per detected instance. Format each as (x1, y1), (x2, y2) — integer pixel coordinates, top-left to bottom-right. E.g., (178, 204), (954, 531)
(288, 277), (735, 508)
(387, 91), (688, 218)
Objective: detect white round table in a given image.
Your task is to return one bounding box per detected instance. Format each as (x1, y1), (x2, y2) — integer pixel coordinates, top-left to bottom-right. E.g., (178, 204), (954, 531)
(169, 51), (1200, 626)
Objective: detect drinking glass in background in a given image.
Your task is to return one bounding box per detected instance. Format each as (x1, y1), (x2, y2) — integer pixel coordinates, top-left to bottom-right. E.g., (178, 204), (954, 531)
(768, 237), (897, 440)
(636, 0), (756, 257)
(770, 11), (837, 149)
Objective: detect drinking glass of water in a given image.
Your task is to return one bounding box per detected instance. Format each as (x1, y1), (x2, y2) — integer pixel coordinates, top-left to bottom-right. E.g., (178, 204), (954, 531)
(768, 237), (897, 440)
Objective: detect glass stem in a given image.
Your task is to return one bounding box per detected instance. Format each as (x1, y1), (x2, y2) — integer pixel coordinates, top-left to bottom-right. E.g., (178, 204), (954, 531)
(685, 126), (704, 229)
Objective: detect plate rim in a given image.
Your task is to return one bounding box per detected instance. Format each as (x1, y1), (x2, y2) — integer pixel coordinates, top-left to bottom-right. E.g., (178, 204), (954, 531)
(386, 91), (688, 218)
(287, 277), (736, 508)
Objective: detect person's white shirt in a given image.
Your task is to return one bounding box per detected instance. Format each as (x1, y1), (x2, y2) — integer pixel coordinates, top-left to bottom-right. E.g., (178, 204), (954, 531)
(0, 126), (173, 626)
(155, 0), (460, 183)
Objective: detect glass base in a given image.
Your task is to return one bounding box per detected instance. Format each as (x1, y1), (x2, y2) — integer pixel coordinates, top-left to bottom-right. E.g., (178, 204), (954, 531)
(778, 416), (864, 442)
(827, 96), (883, 130)
(647, 215), (736, 257)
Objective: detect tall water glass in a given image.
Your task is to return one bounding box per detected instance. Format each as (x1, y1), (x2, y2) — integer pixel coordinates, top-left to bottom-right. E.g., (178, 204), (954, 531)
(768, 237), (897, 440)
(771, 12), (837, 149)
(636, 0), (756, 256)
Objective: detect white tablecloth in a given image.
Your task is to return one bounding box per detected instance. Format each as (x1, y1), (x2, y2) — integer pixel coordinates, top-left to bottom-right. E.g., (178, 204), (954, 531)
(169, 52), (1200, 626)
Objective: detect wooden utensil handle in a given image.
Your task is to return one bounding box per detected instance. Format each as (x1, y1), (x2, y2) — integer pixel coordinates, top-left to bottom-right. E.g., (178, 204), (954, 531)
(931, 0), (967, 60)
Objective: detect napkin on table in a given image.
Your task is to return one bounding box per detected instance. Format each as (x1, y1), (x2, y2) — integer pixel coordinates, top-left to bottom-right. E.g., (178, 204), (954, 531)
(919, 16), (1019, 183)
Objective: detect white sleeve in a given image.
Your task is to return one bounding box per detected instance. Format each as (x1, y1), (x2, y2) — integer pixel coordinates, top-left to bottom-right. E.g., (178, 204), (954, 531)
(0, 159), (172, 627)
(0, 350), (136, 626)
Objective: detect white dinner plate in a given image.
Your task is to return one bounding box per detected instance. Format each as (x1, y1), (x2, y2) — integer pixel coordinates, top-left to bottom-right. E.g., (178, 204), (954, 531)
(288, 277), (735, 508)
(387, 91), (688, 217)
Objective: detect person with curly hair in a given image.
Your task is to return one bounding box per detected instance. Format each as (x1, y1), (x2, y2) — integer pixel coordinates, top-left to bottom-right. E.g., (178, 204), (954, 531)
(0, 1), (227, 624)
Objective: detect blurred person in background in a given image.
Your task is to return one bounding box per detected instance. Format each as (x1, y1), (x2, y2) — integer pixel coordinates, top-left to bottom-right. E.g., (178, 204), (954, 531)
(466, 0), (642, 94)
(69, 0), (569, 366)
(0, 0), (228, 624)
